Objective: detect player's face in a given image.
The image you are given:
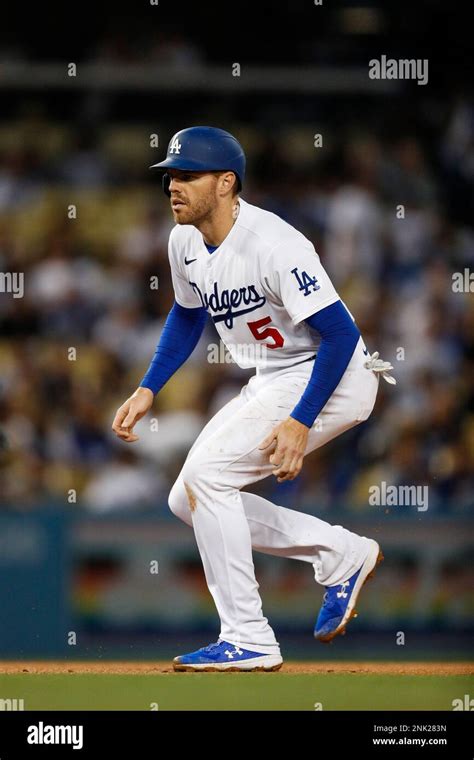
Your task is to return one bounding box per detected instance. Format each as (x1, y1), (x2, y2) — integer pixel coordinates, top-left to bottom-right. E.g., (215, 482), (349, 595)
(168, 169), (222, 225)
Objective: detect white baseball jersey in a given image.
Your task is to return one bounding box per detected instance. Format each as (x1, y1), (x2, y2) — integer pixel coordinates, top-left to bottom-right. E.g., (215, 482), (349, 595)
(168, 197), (342, 370)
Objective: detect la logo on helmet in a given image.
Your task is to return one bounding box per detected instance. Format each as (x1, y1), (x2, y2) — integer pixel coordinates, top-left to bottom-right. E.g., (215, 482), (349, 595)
(169, 137), (182, 155)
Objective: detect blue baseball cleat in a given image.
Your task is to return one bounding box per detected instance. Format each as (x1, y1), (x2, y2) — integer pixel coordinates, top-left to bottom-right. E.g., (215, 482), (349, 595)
(173, 638), (283, 672)
(314, 539), (384, 643)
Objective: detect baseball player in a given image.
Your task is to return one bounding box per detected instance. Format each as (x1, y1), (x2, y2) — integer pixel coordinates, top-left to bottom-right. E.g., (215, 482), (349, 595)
(112, 126), (395, 672)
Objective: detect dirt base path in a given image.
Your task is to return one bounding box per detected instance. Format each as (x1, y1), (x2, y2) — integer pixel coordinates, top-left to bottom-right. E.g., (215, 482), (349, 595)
(1, 661), (472, 675)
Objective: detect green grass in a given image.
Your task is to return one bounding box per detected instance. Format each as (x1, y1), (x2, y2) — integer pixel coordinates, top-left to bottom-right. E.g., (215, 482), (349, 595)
(0, 674), (472, 711)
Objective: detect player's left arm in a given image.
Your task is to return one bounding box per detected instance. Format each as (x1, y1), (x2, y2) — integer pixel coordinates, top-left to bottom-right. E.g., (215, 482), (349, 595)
(259, 299), (360, 481)
(258, 239), (361, 481)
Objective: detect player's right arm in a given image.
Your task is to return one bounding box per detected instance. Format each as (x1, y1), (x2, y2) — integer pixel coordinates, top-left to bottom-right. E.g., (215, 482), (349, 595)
(111, 301), (207, 442)
(112, 229), (206, 443)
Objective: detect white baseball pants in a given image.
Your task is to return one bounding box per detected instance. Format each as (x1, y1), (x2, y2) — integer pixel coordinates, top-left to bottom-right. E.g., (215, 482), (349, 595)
(168, 337), (379, 655)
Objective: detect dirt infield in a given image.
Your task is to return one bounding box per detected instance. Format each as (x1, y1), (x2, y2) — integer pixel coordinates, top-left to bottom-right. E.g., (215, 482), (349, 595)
(1, 661), (472, 675)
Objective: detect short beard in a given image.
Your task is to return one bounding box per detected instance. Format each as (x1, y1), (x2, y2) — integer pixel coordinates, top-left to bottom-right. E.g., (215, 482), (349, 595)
(175, 186), (216, 226)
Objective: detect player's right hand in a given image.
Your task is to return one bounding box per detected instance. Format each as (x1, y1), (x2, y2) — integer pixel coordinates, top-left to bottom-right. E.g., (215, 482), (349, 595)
(111, 387), (154, 443)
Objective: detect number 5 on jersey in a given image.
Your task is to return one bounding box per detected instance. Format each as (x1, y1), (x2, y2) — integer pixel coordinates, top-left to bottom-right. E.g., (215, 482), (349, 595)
(247, 316), (284, 349)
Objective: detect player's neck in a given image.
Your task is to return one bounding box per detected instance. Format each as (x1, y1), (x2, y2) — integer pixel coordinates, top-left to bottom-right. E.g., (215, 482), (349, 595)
(197, 199), (240, 247)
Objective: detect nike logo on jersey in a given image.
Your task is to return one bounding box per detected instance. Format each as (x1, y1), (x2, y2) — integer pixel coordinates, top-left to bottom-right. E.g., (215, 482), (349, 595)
(291, 267), (320, 296)
(189, 281), (266, 329)
(184, 257), (197, 265)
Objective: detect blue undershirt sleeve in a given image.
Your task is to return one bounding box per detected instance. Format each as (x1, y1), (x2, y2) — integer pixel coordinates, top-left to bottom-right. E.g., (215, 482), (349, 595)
(290, 300), (361, 428)
(139, 301), (208, 395)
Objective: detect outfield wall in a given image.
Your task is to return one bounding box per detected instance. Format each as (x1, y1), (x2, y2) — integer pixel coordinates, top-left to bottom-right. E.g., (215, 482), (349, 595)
(0, 509), (471, 656)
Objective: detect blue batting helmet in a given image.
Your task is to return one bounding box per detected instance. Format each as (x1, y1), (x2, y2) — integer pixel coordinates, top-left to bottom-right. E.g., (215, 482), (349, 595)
(150, 126), (246, 196)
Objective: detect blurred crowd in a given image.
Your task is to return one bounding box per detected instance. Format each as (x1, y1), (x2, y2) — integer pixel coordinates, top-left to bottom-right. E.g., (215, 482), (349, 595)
(0, 98), (473, 515)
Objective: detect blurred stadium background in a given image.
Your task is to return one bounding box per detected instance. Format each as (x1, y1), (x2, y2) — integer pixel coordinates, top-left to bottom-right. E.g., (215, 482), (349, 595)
(0, 1), (472, 661)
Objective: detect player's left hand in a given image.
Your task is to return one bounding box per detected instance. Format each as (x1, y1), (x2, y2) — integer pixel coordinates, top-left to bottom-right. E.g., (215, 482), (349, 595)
(258, 417), (309, 482)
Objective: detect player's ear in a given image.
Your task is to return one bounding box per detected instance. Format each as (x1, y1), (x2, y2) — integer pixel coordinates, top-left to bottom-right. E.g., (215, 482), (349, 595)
(218, 171), (237, 197)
